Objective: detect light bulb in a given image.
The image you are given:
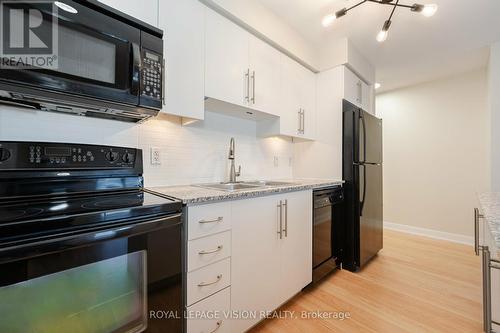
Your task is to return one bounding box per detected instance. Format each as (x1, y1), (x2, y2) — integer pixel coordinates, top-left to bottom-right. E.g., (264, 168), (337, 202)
(374, 83), (381, 90)
(376, 30), (388, 43)
(421, 4), (438, 17)
(322, 14), (336, 27)
(54, 1), (78, 14)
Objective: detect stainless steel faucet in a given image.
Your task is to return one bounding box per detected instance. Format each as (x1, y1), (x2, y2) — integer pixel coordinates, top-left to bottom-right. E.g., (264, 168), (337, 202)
(228, 137), (241, 183)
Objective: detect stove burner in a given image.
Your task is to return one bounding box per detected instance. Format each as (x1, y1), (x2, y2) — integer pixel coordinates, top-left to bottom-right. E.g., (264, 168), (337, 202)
(82, 198), (143, 210)
(0, 208), (44, 222)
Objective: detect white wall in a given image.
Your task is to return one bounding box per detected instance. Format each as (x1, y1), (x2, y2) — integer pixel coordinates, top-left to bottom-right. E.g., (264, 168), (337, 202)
(376, 69), (490, 237)
(489, 42), (500, 191)
(0, 107), (294, 188)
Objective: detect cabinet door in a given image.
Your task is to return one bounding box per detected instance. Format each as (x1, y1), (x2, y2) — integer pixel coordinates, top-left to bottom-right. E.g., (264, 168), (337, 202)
(280, 190), (313, 299)
(205, 10), (249, 108)
(159, 0), (204, 120)
(248, 36), (281, 116)
(231, 195), (282, 333)
(97, 0), (158, 26)
(362, 82), (373, 114)
(299, 66), (316, 139)
(280, 55), (303, 137)
(343, 66), (363, 108)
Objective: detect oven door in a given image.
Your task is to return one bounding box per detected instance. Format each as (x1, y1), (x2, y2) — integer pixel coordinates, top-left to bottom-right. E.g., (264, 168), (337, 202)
(0, 214), (183, 333)
(0, 1), (141, 106)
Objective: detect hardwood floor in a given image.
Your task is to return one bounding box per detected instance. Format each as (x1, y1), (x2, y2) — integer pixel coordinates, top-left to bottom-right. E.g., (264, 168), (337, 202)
(249, 229), (483, 333)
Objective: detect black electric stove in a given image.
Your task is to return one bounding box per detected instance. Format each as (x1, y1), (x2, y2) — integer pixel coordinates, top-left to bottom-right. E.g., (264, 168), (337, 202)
(0, 141), (184, 333)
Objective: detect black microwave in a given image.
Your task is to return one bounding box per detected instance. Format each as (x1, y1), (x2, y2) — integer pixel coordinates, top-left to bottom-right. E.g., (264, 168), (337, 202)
(0, 0), (164, 122)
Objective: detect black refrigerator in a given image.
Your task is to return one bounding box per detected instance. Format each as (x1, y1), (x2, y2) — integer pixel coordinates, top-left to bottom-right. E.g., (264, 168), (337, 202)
(342, 100), (383, 271)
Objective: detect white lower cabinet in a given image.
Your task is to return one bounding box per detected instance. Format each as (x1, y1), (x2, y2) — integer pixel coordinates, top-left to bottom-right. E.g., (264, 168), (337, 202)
(231, 190), (313, 332)
(186, 287), (231, 333)
(185, 190), (312, 333)
(187, 257), (231, 306)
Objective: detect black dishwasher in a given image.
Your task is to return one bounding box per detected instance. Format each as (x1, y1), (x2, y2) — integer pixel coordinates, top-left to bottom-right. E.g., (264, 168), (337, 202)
(312, 187), (344, 283)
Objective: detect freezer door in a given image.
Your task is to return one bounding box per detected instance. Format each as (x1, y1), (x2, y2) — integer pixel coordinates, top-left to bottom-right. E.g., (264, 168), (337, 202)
(358, 163), (383, 266)
(359, 111), (383, 164)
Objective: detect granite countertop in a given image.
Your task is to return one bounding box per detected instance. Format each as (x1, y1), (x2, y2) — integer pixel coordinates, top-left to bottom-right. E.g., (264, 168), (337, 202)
(148, 179), (343, 204)
(478, 193), (500, 250)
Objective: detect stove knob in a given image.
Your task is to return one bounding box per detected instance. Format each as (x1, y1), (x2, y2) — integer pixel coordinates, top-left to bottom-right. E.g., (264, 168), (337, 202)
(122, 153), (134, 163)
(0, 148), (11, 162)
(105, 151), (119, 162)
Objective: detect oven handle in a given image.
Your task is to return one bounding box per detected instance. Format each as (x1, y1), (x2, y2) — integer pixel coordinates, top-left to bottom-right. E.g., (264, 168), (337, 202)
(0, 213), (182, 264)
(130, 43), (141, 96)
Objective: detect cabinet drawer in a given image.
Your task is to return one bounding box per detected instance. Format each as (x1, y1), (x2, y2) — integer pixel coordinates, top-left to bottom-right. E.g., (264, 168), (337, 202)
(188, 231), (232, 272)
(186, 287), (231, 333)
(187, 257), (231, 306)
(188, 202), (232, 240)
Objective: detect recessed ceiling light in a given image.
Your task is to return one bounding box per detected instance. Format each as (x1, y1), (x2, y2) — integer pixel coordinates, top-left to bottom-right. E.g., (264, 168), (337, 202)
(54, 1), (78, 14)
(375, 83), (381, 90)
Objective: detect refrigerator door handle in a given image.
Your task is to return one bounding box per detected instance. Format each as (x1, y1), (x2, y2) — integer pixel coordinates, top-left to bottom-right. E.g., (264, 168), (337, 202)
(360, 164), (367, 216)
(360, 112), (367, 163)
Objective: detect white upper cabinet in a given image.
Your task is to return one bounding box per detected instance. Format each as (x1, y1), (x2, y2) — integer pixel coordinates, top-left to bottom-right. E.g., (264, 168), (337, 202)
(159, 0), (205, 121)
(259, 55), (316, 140)
(343, 66), (373, 114)
(205, 10), (249, 108)
(205, 9), (316, 136)
(248, 35), (282, 116)
(97, 0), (158, 27)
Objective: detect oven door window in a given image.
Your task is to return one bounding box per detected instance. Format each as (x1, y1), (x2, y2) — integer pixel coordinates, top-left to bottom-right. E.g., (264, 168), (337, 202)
(0, 251), (147, 333)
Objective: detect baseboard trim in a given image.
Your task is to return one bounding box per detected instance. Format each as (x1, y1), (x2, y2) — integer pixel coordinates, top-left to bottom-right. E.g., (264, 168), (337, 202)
(384, 221), (473, 245)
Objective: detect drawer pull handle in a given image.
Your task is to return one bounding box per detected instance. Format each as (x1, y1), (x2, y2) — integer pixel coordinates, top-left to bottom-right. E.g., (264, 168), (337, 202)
(198, 274), (222, 287)
(199, 245), (223, 255)
(199, 217), (223, 224)
(209, 320), (223, 333)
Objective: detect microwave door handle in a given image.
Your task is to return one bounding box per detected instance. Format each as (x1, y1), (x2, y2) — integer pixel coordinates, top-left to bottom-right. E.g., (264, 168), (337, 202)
(130, 43), (141, 96)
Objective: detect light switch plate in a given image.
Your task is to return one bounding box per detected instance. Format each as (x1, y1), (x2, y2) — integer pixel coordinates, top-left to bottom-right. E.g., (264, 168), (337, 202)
(273, 156), (279, 167)
(151, 147), (161, 165)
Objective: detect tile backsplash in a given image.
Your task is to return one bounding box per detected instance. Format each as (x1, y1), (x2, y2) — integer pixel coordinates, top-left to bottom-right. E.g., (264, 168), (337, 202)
(0, 106), (293, 187)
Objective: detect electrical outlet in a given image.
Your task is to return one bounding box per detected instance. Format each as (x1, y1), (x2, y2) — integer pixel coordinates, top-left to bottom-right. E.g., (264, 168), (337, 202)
(273, 156), (279, 167)
(150, 147), (161, 165)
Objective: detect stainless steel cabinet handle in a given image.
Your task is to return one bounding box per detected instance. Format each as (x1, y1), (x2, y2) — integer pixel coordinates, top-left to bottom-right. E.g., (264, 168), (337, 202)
(198, 274), (222, 287)
(209, 321), (223, 333)
(199, 217), (223, 224)
(474, 208), (484, 256)
(283, 199), (288, 237)
(277, 200), (283, 239)
(482, 246), (492, 332)
(251, 70), (256, 104)
(161, 59), (166, 106)
(198, 245), (223, 255)
(301, 109), (305, 134)
(245, 69), (250, 103)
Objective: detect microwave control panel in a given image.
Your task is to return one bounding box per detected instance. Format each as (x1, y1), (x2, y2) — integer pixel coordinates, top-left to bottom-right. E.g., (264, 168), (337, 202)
(141, 50), (162, 101)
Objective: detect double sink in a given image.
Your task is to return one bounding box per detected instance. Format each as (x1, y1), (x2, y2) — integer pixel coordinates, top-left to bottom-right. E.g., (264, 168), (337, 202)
(196, 180), (295, 192)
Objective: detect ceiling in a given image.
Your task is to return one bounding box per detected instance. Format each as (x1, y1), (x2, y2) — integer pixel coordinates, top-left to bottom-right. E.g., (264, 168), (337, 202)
(257, 0), (500, 92)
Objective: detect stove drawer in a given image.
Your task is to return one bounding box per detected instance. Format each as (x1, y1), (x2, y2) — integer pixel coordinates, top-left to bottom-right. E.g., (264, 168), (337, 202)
(188, 202), (231, 240)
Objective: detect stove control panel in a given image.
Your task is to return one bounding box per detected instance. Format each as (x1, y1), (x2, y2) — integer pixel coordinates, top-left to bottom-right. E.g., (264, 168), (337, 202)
(0, 142), (142, 170)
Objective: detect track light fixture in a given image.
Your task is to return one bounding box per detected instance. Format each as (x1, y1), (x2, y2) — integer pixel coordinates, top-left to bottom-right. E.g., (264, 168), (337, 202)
(322, 0), (438, 42)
